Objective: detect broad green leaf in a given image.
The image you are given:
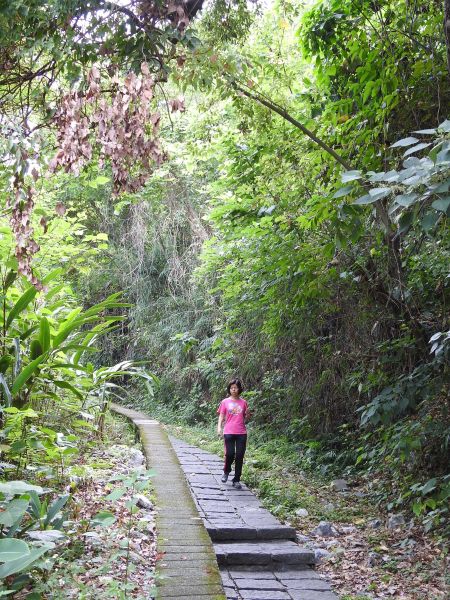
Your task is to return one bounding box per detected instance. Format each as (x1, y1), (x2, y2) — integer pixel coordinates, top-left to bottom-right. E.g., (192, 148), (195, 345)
(105, 488), (127, 501)
(341, 170), (362, 183)
(0, 539), (30, 563)
(430, 180), (450, 193)
(11, 354), (47, 395)
(0, 499), (29, 527)
(438, 119), (450, 133)
(395, 193), (419, 207)
(436, 143), (450, 164)
(421, 211), (439, 232)
(369, 187), (391, 199)
(420, 478), (437, 495)
(91, 510), (116, 526)
(431, 197), (450, 213)
(412, 502), (423, 516)
(333, 185), (354, 198)
(413, 128), (436, 135)
(403, 142), (431, 157)
(391, 137), (419, 148)
(0, 545), (50, 578)
(0, 481), (44, 495)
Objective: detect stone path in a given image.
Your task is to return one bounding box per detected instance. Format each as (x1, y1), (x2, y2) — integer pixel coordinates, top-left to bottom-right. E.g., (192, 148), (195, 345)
(111, 404), (338, 600)
(111, 404), (225, 599)
(171, 437), (338, 600)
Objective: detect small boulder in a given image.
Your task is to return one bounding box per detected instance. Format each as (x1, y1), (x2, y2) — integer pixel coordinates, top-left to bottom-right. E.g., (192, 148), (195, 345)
(312, 521), (338, 537)
(129, 449), (145, 467)
(295, 508), (309, 518)
(136, 494), (153, 510)
(331, 479), (348, 491)
(387, 513), (405, 529)
(369, 518), (383, 529)
(296, 533), (312, 544)
(314, 548), (331, 563)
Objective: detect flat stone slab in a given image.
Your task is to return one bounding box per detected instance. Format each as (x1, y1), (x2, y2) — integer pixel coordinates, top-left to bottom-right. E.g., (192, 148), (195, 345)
(214, 541), (314, 567)
(169, 435), (337, 600)
(110, 404), (226, 600)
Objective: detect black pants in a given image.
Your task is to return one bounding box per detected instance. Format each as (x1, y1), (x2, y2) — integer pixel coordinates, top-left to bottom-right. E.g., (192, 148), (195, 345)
(223, 434), (247, 482)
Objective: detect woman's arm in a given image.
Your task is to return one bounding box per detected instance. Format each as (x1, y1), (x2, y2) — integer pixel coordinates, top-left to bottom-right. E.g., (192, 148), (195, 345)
(217, 412), (225, 436)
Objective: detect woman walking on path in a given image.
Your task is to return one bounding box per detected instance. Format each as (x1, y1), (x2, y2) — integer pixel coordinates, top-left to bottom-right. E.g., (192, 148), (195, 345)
(217, 378), (249, 490)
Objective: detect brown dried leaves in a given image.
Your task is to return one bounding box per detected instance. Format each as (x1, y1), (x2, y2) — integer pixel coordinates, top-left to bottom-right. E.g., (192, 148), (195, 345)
(50, 62), (175, 194)
(138, 0), (191, 32)
(9, 173), (42, 289)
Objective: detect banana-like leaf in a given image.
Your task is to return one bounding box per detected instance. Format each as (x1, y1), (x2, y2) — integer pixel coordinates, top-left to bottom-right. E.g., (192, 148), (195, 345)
(5, 269), (63, 330)
(53, 380), (84, 400)
(73, 323), (122, 364)
(11, 354), (47, 395)
(39, 317), (50, 352)
(6, 287), (38, 329)
(51, 362), (91, 372)
(53, 316), (124, 348)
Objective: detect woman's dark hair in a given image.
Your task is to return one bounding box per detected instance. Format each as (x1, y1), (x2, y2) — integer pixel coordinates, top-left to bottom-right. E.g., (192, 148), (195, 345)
(227, 378), (243, 395)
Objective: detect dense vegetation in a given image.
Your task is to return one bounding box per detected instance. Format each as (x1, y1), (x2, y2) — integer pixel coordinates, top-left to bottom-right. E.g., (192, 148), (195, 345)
(0, 0), (448, 596)
(86, 0), (449, 531)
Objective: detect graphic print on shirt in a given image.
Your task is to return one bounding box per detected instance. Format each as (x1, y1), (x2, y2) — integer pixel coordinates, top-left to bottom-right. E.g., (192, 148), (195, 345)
(228, 401), (243, 415)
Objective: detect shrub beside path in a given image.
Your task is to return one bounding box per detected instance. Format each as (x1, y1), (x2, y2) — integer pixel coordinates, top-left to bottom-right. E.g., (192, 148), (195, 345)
(112, 404), (338, 600)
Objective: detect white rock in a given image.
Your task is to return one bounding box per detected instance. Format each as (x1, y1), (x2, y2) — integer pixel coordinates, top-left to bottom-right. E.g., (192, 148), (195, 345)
(295, 508), (309, 517)
(129, 449), (145, 467)
(312, 521), (339, 537)
(314, 548), (331, 563)
(331, 479), (348, 491)
(136, 494), (153, 510)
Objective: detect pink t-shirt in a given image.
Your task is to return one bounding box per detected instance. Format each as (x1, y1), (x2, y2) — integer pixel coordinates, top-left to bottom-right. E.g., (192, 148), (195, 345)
(217, 397), (248, 435)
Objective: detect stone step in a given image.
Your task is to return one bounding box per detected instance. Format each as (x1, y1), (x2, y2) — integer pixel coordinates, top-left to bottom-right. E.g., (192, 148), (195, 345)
(207, 524), (297, 542)
(214, 540), (315, 568)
